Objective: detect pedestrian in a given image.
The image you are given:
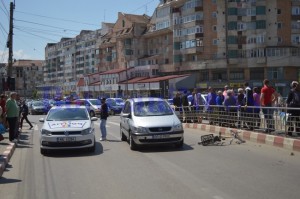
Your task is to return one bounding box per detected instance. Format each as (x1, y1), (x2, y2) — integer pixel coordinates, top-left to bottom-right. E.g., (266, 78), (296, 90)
(20, 101), (33, 129)
(5, 92), (20, 142)
(99, 98), (109, 141)
(260, 79), (279, 133)
(286, 81), (300, 136)
(244, 82), (255, 130)
(253, 87), (261, 129)
(224, 89), (237, 128)
(191, 88), (204, 123)
(216, 90), (225, 126)
(206, 87), (217, 125)
(0, 94), (8, 129)
(236, 88), (246, 128)
(223, 85), (229, 99)
(181, 90), (191, 123)
(173, 92), (182, 112)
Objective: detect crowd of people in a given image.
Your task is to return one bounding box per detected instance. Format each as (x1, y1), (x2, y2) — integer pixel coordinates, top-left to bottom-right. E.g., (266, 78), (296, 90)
(173, 79), (300, 136)
(0, 92), (33, 143)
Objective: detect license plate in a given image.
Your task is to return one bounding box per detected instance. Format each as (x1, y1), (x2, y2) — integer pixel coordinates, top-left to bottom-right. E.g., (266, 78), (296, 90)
(57, 137), (76, 142)
(152, 134), (170, 139)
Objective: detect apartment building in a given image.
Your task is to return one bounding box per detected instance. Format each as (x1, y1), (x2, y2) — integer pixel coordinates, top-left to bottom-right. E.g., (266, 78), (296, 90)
(43, 0), (300, 99)
(12, 60), (44, 97)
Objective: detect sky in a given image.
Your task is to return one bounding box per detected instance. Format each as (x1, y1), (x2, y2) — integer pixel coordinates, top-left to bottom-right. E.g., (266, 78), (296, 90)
(0, 0), (158, 62)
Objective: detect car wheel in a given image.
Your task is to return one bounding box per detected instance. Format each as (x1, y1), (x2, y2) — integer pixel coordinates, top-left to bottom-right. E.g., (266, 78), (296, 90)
(87, 142), (96, 153)
(175, 139), (184, 148)
(129, 133), (137, 150)
(111, 110), (115, 115)
(40, 148), (47, 155)
(90, 111), (95, 117)
(120, 128), (127, 141)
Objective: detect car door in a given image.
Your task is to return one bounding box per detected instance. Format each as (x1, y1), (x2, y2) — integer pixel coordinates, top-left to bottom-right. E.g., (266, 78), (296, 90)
(120, 101), (131, 137)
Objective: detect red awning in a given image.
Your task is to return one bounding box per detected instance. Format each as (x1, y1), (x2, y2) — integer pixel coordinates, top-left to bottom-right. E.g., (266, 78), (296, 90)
(77, 78), (85, 87)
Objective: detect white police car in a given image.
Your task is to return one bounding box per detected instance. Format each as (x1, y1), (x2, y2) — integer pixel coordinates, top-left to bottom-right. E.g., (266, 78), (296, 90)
(39, 105), (97, 155)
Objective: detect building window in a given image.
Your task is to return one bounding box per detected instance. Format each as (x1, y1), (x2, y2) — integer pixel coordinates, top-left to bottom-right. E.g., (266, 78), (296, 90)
(267, 67), (283, 80)
(229, 71), (244, 80)
(200, 71), (209, 81)
(212, 25), (217, 32)
(213, 39), (218, 45)
(277, 9), (281, 15)
(212, 71), (227, 81)
(250, 68), (264, 80)
(277, 22), (282, 29)
(256, 6), (266, 15)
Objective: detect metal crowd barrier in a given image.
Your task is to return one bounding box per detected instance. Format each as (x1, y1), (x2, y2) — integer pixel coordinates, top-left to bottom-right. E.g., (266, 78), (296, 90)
(175, 105), (300, 136)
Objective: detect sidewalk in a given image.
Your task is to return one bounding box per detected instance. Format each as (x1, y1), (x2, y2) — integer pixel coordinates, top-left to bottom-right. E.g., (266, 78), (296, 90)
(0, 122), (31, 177)
(183, 122), (300, 152)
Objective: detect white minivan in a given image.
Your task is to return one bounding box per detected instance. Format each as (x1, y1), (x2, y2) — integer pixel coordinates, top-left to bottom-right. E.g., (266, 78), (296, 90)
(120, 97), (184, 150)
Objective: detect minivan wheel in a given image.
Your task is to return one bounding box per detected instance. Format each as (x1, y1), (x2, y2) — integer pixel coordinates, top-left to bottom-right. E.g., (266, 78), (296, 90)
(120, 128), (127, 141)
(87, 143), (96, 153)
(129, 133), (137, 150)
(90, 111), (95, 117)
(175, 139), (184, 148)
(40, 148), (47, 155)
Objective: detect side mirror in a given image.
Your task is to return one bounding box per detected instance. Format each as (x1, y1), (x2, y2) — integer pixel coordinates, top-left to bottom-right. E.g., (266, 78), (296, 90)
(91, 117), (98, 121)
(121, 113), (131, 119)
(39, 118), (45, 123)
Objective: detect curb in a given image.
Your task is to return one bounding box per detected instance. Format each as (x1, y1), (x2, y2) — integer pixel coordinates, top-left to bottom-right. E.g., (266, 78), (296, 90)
(0, 142), (16, 177)
(184, 123), (300, 152)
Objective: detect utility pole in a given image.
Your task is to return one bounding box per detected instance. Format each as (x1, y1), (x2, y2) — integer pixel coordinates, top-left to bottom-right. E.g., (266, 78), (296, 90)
(6, 1), (15, 91)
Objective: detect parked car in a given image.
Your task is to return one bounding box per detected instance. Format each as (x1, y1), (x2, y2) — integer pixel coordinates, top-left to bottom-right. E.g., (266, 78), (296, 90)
(120, 97), (184, 150)
(106, 98), (125, 115)
(29, 100), (50, 115)
(39, 105), (97, 155)
(74, 99), (102, 117)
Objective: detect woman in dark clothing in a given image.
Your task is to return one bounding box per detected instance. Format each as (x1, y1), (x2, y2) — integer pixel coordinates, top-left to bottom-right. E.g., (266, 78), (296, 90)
(286, 81), (300, 136)
(20, 101), (33, 129)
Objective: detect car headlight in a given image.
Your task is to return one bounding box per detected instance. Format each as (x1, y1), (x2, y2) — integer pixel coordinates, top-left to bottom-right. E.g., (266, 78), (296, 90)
(41, 129), (51, 135)
(173, 123), (183, 131)
(82, 128), (93, 135)
(132, 126), (148, 134)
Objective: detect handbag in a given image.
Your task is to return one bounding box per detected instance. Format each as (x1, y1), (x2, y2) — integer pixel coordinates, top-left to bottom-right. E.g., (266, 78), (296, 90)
(0, 123), (6, 134)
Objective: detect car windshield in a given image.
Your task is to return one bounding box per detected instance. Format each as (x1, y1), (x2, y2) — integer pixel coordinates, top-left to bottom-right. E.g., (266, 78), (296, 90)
(32, 101), (45, 106)
(89, 99), (101, 106)
(115, 98), (124, 104)
(134, 101), (173, 116)
(46, 108), (89, 121)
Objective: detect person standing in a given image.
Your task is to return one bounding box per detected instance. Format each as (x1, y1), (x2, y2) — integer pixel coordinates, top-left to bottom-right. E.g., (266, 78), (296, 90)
(224, 90), (237, 128)
(206, 87), (217, 125)
(286, 81), (300, 136)
(0, 94), (7, 129)
(6, 92), (20, 142)
(244, 82), (255, 130)
(99, 98), (109, 141)
(181, 90), (191, 123)
(253, 87), (261, 129)
(216, 90), (225, 126)
(20, 101), (33, 129)
(260, 79), (279, 133)
(173, 92), (182, 112)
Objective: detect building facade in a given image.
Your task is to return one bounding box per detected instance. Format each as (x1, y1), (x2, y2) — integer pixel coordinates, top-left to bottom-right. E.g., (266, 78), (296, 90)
(43, 0), (300, 99)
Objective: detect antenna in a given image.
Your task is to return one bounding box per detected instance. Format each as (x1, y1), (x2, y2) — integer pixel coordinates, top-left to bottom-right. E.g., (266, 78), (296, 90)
(104, 9), (106, 22)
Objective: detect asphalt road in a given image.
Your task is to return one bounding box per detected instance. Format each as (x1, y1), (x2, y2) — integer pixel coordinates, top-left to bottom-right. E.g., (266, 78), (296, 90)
(0, 115), (300, 199)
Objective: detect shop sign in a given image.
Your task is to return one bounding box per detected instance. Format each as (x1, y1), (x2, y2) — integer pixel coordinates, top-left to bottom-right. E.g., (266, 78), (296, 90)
(275, 83), (286, 87)
(137, 83), (146, 88)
